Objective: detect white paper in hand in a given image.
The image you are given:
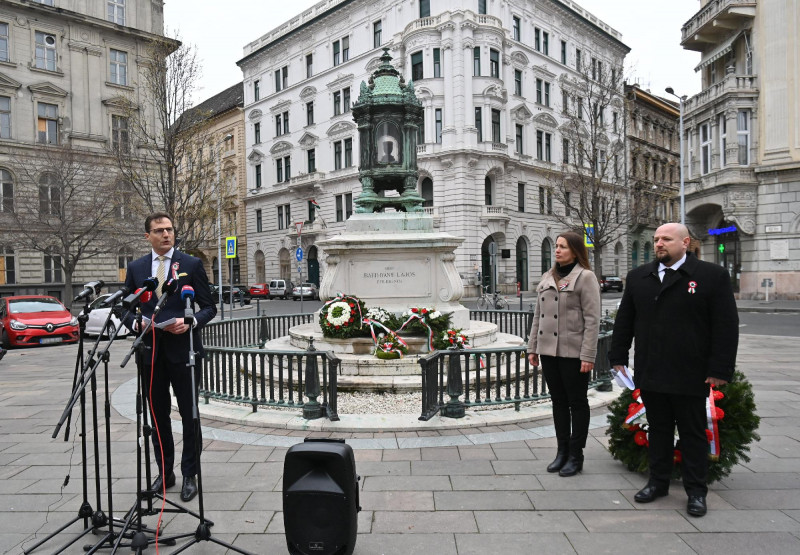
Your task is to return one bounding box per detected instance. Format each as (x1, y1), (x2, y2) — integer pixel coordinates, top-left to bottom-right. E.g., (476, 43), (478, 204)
(612, 366), (635, 390)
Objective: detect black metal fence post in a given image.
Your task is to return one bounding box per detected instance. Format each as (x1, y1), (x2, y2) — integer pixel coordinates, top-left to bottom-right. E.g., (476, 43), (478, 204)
(441, 346), (465, 418)
(302, 338), (323, 419)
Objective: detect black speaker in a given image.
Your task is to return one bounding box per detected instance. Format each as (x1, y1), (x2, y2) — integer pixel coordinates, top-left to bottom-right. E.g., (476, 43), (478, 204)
(283, 438), (360, 555)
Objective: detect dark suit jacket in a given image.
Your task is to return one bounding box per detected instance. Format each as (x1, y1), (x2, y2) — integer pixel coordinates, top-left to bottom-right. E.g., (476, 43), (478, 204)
(124, 250), (216, 364)
(608, 253), (739, 397)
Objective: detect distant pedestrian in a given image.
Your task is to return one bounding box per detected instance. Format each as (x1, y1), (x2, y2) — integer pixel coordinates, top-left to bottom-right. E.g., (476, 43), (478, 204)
(609, 222), (739, 517)
(527, 231), (600, 477)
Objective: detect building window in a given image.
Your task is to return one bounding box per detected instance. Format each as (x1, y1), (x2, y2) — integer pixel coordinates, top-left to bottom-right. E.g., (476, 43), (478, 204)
(547, 189), (553, 214)
(0, 96), (10, 139)
(411, 51), (423, 81)
(535, 28), (540, 51)
(0, 23), (8, 63)
(275, 111), (289, 136)
(304, 149), (315, 173)
(418, 116), (425, 144)
(545, 132), (552, 162)
(111, 115), (128, 152)
(255, 164), (262, 189)
(277, 204), (290, 230)
(306, 102), (314, 125)
(562, 138), (569, 164)
(307, 200), (316, 222)
(536, 79), (542, 104)
(256, 209), (263, 233)
(35, 31), (57, 71)
(1, 169), (13, 213)
(334, 140), (343, 170)
(306, 54), (313, 79)
(719, 115), (727, 167)
(542, 32), (549, 55)
(484, 177), (492, 205)
(335, 193), (352, 221)
(37, 103), (58, 144)
(538, 186), (545, 214)
(577, 97), (583, 120)
(254, 122), (261, 144)
(514, 70), (522, 96)
(44, 253), (62, 283)
(512, 16), (521, 41)
(517, 182), (525, 212)
(564, 192), (571, 216)
(344, 138), (353, 167)
(1, 246), (14, 284)
(575, 48), (582, 70)
(284, 156), (291, 180)
(491, 109), (500, 143)
(478, 0), (487, 14)
(39, 173), (60, 216)
(536, 130), (543, 160)
(435, 108), (442, 143)
(562, 90), (569, 114)
(544, 82), (550, 107)
(373, 20), (382, 48)
(473, 47), (481, 76)
(613, 111), (618, 133)
(421, 178), (433, 207)
(109, 49), (127, 85)
(420, 0), (430, 18)
(738, 110), (750, 166)
(475, 107), (482, 142)
(560, 40), (567, 64)
(107, 0), (125, 25)
(700, 122), (711, 175)
(276, 158), (283, 183)
(433, 48), (441, 78)
(489, 49), (499, 78)
(254, 79), (260, 101)
(515, 124), (523, 155)
(274, 65), (288, 92)
(333, 36), (349, 67)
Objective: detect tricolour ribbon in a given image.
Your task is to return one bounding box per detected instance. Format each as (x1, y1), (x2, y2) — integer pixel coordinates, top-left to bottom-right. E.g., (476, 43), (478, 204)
(398, 313), (434, 351)
(706, 386), (721, 461)
(362, 318), (408, 357)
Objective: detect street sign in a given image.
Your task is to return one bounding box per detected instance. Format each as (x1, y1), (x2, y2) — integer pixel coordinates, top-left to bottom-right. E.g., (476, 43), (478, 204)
(488, 242), (497, 256)
(297, 265), (303, 274)
(584, 224), (594, 248)
(296, 247), (304, 262)
(761, 278), (773, 288)
(225, 236), (237, 258)
(295, 221), (303, 235)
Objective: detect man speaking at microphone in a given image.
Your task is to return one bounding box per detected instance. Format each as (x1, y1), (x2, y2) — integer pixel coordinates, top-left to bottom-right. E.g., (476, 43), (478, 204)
(124, 212), (216, 502)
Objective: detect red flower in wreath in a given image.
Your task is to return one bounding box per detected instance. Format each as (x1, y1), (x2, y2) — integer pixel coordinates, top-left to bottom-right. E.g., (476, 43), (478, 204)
(634, 431), (649, 446)
(673, 449), (682, 464)
(713, 390), (725, 401)
(632, 388), (641, 401)
(705, 429), (714, 442)
(714, 407), (725, 421)
(349, 303), (354, 308)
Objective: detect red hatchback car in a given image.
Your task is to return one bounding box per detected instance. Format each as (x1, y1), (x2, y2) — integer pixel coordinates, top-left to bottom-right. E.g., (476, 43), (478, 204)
(0, 295), (79, 348)
(249, 283), (269, 298)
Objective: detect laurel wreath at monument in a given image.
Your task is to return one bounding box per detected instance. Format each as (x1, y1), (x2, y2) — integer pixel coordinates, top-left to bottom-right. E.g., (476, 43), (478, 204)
(606, 371), (760, 483)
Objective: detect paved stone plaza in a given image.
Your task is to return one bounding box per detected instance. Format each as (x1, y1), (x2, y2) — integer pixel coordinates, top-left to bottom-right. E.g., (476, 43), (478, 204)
(1, 322), (799, 554)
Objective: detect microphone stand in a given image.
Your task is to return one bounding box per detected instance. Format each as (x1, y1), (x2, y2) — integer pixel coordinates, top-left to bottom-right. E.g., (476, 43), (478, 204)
(25, 296), (105, 554)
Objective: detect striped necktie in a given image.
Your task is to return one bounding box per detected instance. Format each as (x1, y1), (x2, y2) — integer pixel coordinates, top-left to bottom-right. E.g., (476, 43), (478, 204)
(155, 255), (166, 298)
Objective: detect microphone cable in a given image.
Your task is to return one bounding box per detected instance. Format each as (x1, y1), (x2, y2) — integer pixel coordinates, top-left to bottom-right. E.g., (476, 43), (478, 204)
(147, 323), (168, 553)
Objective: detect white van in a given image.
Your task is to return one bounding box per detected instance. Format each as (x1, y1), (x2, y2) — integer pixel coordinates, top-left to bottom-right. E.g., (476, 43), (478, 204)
(268, 279), (295, 299)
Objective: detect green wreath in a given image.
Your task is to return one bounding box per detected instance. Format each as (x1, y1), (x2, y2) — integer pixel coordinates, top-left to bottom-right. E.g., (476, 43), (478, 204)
(319, 294), (368, 340)
(606, 371), (760, 484)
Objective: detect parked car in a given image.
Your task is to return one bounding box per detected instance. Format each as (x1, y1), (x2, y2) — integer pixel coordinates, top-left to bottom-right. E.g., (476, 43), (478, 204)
(219, 285), (251, 305)
(79, 293), (131, 339)
(268, 279), (295, 300)
(292, 283), (319, 300)
(0, 295), (79, 348)
(249, 283), (269, 298)
(600, 276), (624, 292)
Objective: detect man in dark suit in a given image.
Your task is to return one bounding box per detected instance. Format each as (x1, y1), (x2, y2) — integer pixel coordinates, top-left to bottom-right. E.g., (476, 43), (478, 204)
(609, 222), (738, 517)
(124, 212), (216, 502)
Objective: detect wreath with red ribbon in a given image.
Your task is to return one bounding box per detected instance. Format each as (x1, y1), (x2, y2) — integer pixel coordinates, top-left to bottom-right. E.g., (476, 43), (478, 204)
(606, 371), (760, 484)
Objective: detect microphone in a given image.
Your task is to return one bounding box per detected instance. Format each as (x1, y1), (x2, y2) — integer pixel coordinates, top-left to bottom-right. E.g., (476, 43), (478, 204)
(122, 277), (158, 309)
(74, 280), (105, 302)
(151, 278), (180, 320)
(181, 286), (195, 325)
(100, 287), (129, 308)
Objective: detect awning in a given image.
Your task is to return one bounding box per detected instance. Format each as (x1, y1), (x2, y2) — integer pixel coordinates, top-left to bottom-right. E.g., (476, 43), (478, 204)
(694, 32), (742, 72)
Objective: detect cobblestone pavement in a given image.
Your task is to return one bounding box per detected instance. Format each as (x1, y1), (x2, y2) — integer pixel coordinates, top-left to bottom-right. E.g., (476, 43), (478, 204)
(1, 329), (798, 554)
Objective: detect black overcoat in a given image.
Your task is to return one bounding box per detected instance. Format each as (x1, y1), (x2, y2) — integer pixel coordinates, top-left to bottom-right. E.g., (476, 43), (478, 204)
(608, 253), (739, 397)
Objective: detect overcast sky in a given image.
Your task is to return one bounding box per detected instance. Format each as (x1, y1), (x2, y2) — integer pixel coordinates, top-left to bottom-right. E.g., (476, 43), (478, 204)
(164, 0), (703, 106)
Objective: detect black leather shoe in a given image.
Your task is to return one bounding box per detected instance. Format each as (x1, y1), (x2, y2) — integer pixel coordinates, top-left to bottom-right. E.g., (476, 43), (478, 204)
(634, 484), (669, 503)
(150, 471), (175, 493)
(547, 451), (569, 473)
(687, 495), (707, 517)
(180, 476), (198, 502)
(558, 455), (584, 477)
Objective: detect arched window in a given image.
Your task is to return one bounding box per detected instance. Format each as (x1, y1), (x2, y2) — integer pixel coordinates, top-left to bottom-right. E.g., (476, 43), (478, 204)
(631, 241), (639, 268)
(0, 169), (13, 213)
(541, 238), (552, 274)
(643, 242), (652, 264)
(212, 257), (219, 284)
(516, 237), (529, 291)
(421, 177), (433, 207)
(0, 246), (15, 284)
(255, 250), (266, 283)
(484, 176), (493, 205)
(279, 248), (291, 279)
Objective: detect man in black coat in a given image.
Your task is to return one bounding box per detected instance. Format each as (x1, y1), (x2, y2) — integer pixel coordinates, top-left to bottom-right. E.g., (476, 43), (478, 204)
(124, 212), (216, 502)
(609, 223), (738, 517)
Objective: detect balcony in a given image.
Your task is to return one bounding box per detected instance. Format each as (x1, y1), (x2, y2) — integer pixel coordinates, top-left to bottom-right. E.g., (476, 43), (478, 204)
(403, 10), (503, 37)
(422, 206), (442, 228)
(681, 0), (756, 51)
(286, 219), (326, 238)
(481, 206), (510, 224)
(287, 171), (325, 193)
(684, 73), (758, 115)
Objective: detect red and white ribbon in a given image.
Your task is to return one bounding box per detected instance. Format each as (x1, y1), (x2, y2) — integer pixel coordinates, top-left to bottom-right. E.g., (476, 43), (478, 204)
(398, 313), (434, 351)
(706, 386), (721, 460)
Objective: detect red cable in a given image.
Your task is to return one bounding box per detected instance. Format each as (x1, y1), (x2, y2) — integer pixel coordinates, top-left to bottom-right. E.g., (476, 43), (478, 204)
(146, 323), (166, 553)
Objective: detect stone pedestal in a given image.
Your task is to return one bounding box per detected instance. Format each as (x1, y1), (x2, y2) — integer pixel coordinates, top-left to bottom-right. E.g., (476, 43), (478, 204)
(318, 212), (469, 329)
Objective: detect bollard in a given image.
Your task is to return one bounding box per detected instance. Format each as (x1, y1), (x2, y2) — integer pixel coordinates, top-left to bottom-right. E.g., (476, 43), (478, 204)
(303, 338), (323, 419)
(441, 345), (465, 418)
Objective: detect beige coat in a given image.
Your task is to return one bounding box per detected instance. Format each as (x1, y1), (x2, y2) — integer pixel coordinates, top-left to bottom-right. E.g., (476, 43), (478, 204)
(527, 265), (601, 362)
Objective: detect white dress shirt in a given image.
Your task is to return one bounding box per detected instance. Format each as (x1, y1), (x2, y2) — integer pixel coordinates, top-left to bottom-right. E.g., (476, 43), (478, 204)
(658, 253), (687, 282)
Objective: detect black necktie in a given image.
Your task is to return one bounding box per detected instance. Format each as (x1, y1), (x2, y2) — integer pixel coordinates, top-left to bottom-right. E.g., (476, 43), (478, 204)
(663, 268), (676, 282)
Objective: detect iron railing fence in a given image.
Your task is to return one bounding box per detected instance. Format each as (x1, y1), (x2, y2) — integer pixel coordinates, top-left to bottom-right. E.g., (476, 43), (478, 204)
(468, 308), (536, 342)
(201, 313), (315, 348)
(418, 331), (613, 420)
(202, 345), (339, 421)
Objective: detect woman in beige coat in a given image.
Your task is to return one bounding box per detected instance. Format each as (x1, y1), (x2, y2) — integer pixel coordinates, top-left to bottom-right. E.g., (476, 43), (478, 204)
(527, 231), (600, 476)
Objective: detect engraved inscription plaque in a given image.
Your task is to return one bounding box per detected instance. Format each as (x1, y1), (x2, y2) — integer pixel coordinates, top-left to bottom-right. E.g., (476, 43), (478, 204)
(349, 259), (431, 298)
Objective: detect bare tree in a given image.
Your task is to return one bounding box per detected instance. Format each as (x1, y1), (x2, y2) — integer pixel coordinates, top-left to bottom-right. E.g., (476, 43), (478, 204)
(111, 35), (221, 252)
(11, 146), (131, 298)
(548, 60), (640, 277)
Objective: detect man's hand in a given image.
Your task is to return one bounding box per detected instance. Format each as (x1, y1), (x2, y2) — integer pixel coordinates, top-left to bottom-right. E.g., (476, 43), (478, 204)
(613, 365), (628, 377)
(163, 320), (191, 335)
(528, 353), (539, 367)
(705, 377), (728, 387)
(580, 361), (594, 373)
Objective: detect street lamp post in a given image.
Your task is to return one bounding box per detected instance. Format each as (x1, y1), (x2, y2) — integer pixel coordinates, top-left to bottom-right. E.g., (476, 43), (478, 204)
(216, 133), (233, 318)
(665, 87), (686, 224)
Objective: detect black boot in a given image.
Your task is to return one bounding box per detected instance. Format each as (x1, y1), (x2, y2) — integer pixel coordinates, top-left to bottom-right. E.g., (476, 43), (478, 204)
(559, 452), (584, 477)
(547, 443), (569, 473)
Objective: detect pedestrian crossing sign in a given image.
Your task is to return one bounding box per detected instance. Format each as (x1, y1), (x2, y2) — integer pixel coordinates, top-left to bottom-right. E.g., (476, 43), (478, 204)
(226, 236), (237, 258)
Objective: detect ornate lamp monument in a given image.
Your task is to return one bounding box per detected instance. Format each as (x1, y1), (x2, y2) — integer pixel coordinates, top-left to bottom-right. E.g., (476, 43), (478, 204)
(317, 50), (469, 328)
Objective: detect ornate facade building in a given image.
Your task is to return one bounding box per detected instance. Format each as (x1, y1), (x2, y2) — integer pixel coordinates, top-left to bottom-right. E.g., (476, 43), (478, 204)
(680, 0), (800, 298)
(239, 0), (630, 294)
(0, 0), (171, 299)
